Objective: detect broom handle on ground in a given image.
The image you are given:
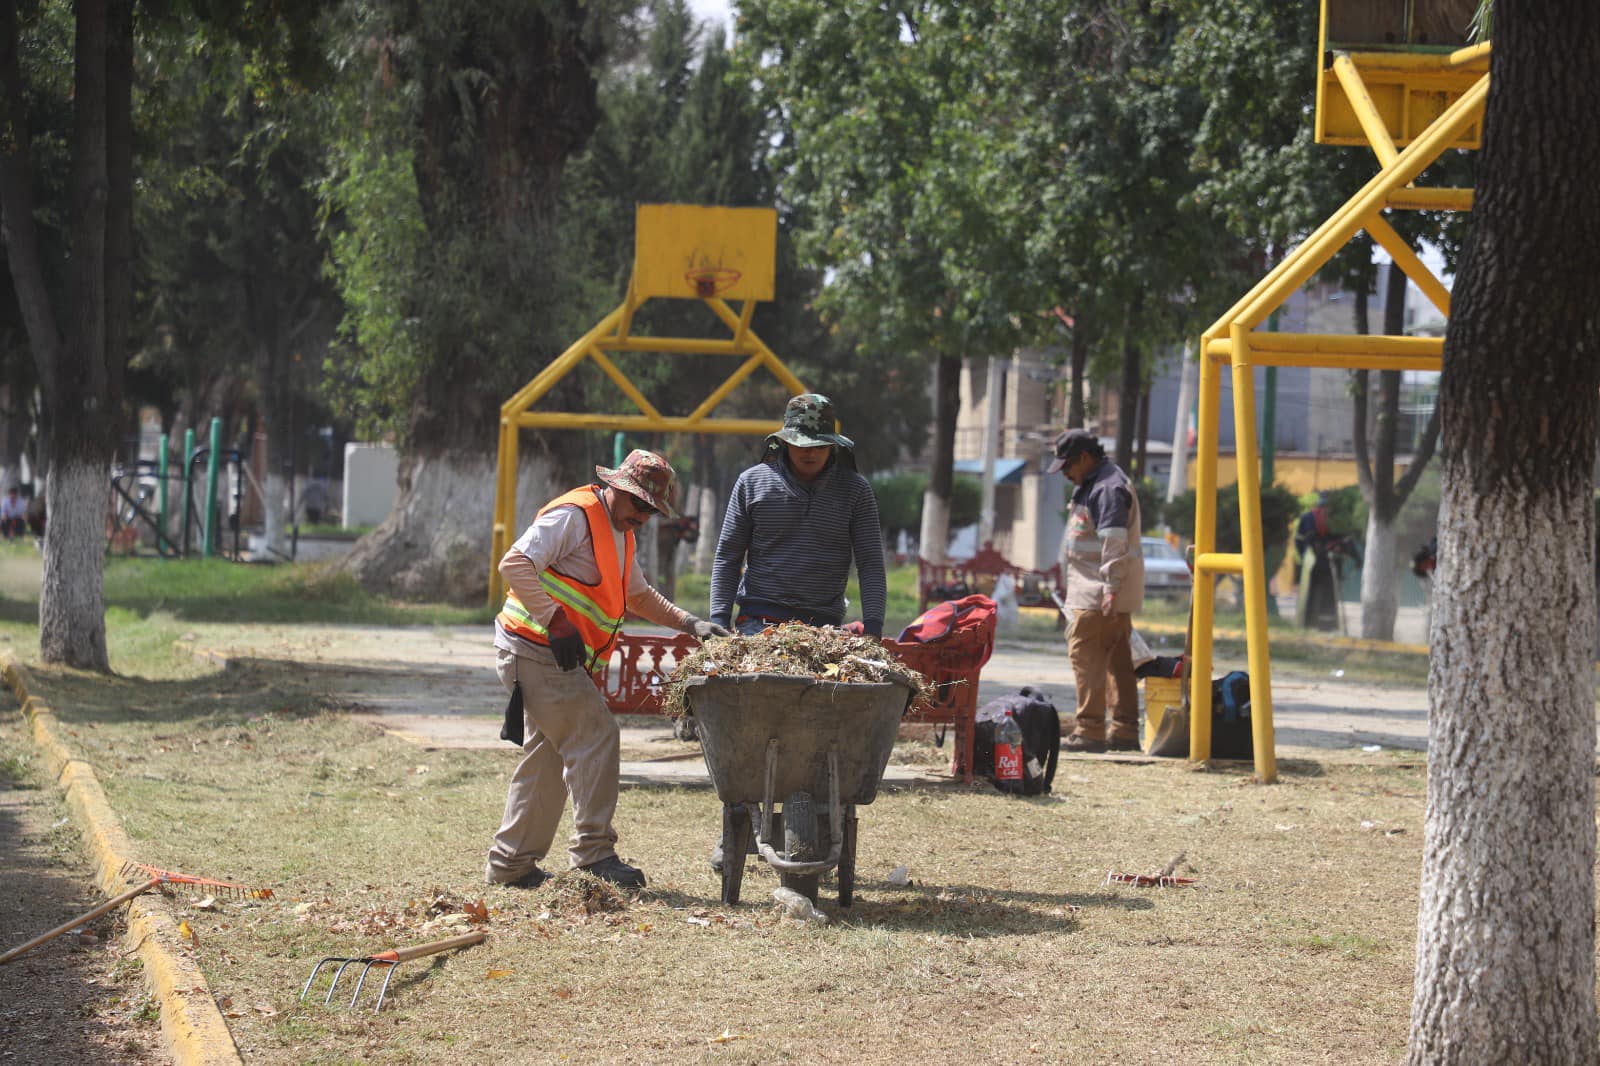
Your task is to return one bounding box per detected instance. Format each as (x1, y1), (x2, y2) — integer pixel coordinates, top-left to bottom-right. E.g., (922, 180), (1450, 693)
(371, 930), (487, 965)
(0, 879), (159, 965)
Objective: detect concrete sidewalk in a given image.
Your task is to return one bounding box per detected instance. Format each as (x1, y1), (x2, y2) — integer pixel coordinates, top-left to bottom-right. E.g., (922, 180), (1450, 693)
(188, 623), (1438, 781)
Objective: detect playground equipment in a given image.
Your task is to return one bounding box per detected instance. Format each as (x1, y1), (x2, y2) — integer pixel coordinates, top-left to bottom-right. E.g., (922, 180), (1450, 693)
(1188, 0), (1486, 780)
(488, 204), (816, 606)
(108, 416), (246, 559)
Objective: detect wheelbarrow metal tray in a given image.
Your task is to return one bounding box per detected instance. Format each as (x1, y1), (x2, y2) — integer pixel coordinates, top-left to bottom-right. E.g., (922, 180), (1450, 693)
(685, 673), (912, 806)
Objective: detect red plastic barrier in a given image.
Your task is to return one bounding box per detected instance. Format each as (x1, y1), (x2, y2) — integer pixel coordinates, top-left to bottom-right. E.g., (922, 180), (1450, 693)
(593, 631), (699, 715)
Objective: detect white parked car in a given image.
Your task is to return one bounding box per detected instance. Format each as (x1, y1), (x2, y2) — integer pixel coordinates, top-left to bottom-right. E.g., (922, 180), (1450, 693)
(1142, 537), (1193, 603)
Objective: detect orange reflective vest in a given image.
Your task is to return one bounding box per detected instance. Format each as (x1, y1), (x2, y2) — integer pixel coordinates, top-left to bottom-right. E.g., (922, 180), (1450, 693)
(497, 486), (633, 673)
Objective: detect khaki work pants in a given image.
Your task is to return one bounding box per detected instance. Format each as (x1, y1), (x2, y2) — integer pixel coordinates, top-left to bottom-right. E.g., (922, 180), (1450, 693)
(1067, 610), (1139, 743)
(485, 647), (620, 882)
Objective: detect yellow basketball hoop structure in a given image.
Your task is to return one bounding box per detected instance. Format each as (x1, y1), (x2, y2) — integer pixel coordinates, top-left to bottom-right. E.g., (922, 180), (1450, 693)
(1188, 1), (1487, 781)
(488, 204), (810, 605)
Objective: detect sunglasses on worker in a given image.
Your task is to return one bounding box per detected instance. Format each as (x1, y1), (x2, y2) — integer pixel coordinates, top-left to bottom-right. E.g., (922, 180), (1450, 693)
(625, 492), (657, 516)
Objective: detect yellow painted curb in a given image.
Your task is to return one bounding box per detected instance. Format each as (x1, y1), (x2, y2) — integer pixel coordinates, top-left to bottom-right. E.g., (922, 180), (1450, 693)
(2, 655), (244, 1066)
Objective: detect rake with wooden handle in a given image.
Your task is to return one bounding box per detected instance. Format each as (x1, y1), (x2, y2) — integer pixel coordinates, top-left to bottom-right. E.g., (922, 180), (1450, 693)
(299, 930), (487, 1012)
(0, 864), (272, 965)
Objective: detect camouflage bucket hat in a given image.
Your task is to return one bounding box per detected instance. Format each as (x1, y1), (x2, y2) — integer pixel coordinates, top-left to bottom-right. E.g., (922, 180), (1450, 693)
(595, 449), (680, 519)
(767, 393), (855, 450)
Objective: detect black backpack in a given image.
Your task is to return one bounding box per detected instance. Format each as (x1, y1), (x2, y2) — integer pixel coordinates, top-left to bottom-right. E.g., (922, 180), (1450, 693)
(972, 687), (1061, 796)
(1146, 670), (1253, 760)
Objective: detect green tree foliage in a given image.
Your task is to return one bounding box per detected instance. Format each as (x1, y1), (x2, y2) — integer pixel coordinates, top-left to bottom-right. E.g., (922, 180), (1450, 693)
(1164, 480), (1298, 581)
(320, 0), (634, 460)
(873, 470), (980, 538)
(135, 23), (335, 445)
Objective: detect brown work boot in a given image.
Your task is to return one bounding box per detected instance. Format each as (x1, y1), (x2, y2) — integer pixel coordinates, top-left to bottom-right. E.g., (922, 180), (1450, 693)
(1106, 736), (1142, 752)
(1062, 732), (1107, 754)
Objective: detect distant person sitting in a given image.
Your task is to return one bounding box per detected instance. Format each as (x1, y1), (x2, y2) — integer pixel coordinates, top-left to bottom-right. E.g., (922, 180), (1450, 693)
(0, 486), (24, 539)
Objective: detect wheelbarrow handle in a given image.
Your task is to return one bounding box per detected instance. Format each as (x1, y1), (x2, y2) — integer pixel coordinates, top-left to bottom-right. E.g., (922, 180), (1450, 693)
(372, 929), (486, 964)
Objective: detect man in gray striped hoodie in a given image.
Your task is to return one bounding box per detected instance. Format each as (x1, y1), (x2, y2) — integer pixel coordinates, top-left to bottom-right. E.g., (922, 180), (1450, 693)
(707, 394), (886, 873)
(710, 393), (887, 638)
(1050, 429), (1145, 753)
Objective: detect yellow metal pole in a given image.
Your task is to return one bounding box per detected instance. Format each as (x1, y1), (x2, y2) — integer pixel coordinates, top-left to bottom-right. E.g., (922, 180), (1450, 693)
(587, 348), (666, 419)
(1206, 74), (1486, 341)
(603, 337), (752, 355)
(707, 299), (810, 396)
(1387, 188), (1473, 211)
(1447, 41), (1492, 66)
(1227, 322), (1278, 783)
(684, 354), (769, 424)
(734, 299), (756, 347)
(1204, 333), (1443, 358)
(488, 418), (520, 607)
(1365, 214), (1453, 316)
(519, 413), (784, 435)
(1189, 332), (1222, 761)
(1331, 54), (1400, 167)
(1231, 74), (1486, 332)
(617, 279), (641, 342)
(505, 305), (625, 413)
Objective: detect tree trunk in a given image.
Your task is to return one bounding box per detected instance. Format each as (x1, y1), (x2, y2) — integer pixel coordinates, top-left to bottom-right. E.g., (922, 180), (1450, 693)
(1409, 3), (1600, 1059)
(338, 450), (558, 603)
(1357, 265), (1408, 639)
(1067, 322), (1088, 428)
(1115, 307), (1141, 469)
(918, 352), (961, 563)
(0, 0), (132, 670)
(37, 460), (109, 668)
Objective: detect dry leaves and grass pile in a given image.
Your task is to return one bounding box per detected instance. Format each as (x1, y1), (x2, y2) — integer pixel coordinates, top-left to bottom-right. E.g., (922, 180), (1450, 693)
(662, 622), (934, 717)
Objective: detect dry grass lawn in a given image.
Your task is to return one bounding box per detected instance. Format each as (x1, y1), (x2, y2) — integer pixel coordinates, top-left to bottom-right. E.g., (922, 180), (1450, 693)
(9, 648), (1441, 1066)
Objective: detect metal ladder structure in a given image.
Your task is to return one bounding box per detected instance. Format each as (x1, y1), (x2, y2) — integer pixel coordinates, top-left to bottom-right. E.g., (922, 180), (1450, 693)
(1188, 2), (1490, 780)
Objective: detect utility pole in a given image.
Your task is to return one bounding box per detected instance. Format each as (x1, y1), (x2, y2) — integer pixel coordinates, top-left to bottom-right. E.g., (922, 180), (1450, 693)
(1166, 340), (1197, 503)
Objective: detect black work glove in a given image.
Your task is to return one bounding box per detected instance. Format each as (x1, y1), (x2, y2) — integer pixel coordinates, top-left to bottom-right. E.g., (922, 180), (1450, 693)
(862, 620), (884, 638)
(546, 607), (585, 672)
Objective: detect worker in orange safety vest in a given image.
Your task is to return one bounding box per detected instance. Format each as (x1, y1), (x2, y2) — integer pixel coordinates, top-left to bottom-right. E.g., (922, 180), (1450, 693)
(487, 449), (729, 890)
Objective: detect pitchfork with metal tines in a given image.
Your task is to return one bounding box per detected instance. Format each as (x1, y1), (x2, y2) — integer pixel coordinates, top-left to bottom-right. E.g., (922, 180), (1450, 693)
(299, 930), (486, 1013)
(1, 863), (273, 965)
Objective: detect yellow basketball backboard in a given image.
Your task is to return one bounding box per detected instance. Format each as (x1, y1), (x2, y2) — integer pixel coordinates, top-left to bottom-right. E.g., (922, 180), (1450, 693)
(633, 204), (777, 302)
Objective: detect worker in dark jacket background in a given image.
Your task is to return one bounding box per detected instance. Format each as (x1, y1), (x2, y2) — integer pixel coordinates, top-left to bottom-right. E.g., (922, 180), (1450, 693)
(1052, 429), (1145, 754)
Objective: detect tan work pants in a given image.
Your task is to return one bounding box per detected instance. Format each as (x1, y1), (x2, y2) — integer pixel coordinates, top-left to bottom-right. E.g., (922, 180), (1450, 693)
(1067, 610), (1139, 743)
(485, 647), (620, 882)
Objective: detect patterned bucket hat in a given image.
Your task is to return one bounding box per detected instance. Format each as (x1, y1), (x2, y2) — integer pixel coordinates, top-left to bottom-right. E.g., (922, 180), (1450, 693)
(595, 449), (680, 519)
(767, 393), (855, 450)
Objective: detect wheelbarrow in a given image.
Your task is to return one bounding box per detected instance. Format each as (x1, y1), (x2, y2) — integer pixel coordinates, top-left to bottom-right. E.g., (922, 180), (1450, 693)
(683, 673), (914, 907)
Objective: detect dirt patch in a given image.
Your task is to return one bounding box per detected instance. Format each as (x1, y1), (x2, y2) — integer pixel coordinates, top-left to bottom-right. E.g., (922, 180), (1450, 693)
(0, 717), (166, 1064)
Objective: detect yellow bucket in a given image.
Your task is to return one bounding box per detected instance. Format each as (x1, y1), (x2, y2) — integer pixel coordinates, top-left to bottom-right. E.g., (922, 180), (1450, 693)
(1142, 676), (1185, 751)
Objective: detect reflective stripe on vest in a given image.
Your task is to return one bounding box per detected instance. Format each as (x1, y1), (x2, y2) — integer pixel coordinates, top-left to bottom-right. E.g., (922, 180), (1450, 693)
(497, 485), (634, 671)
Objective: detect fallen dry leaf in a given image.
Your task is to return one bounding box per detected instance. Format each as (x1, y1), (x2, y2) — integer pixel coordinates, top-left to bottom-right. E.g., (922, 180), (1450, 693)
(486, 967), (513, 980)
(252, 1004), (278, 1017)
(177, 920), (199, 949)
(554, 987), (572, 1000)
(709, 1029), (746, 1044)
(193, 896), (218, 911)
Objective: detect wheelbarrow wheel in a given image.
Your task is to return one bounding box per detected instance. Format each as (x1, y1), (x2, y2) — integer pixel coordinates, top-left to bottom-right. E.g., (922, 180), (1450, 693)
(780, 791), (821, 903)
(837, 807), (859, 908)
(720, 804), (752, 904)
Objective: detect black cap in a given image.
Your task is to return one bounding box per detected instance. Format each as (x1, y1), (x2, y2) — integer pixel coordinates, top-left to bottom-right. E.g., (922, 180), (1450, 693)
(1046, 429), (1098, 474)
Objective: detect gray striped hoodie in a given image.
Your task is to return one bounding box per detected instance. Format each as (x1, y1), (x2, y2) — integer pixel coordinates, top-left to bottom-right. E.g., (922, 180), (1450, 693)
(710, 455), (887, 634)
